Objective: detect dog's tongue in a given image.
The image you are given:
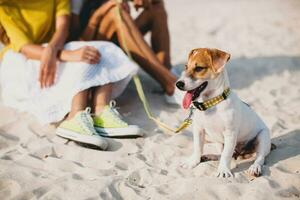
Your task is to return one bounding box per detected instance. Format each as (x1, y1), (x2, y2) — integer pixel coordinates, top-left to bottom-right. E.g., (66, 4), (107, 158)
(183, 91), (194, 109)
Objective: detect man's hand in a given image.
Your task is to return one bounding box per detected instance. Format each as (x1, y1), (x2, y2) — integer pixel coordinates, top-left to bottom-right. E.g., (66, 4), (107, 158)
(39, 46), (57, 88)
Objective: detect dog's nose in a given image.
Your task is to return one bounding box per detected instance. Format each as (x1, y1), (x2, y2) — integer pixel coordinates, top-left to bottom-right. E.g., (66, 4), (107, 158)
(176, 81), (185, 90)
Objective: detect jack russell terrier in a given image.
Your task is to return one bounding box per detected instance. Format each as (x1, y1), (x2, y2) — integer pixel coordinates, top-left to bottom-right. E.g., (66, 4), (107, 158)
(176, 48), (271, 177)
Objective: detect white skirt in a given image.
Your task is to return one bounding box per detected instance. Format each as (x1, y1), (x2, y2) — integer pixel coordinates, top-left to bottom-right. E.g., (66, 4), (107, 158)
(0, 41), (138, 124)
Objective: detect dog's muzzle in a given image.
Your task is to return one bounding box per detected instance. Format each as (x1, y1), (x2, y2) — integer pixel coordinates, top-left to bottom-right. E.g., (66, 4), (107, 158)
(176, 81), (185, 90)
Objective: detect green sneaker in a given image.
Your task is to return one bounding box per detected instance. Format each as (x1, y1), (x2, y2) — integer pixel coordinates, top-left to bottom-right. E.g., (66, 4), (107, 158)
(93, 101), (143, 137)
(56, 108), (108, 149)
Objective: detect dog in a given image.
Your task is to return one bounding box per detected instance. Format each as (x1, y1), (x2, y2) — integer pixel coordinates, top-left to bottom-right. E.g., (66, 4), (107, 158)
(176, 48), (271, 177)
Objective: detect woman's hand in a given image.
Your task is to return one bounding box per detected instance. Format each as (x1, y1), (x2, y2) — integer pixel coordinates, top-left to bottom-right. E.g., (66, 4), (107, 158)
(20, 15), (69, 89)
(39, 46), (57, 88)
(60, 46), (101, 64)
(75, 46), (101, 64)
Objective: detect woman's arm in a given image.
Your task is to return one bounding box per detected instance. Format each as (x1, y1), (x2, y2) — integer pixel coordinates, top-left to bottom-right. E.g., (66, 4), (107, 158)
(20, 14), (100, 63)
(20, 15), (69, 60)
(20, 15), (100, 88)
(20, 15), (69, 88)
(49, 15), (69, 50)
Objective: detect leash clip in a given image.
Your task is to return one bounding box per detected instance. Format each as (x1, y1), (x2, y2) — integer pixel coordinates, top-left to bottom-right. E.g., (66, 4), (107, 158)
(183, 106), (195, 124)
(174, 106), (195, 133)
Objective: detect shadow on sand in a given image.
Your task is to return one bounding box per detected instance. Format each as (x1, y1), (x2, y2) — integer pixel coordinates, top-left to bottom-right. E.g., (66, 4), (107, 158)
(232, 129), (300, 174)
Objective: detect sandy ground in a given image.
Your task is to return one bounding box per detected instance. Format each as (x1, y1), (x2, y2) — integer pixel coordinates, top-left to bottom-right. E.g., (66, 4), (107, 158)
(1, 0), (300, 199)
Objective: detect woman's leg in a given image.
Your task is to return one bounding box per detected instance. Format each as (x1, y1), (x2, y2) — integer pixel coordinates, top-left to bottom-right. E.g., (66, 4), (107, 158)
(57, 88), (108, 149)
(92, 82), (142, 137)
(85, 6), (176, 95)
(67, 89), (89, 119)
(92, 83), (113, 115)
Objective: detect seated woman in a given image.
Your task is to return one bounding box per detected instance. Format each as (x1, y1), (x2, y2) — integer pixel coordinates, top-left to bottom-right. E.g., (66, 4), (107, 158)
(0, 0), (141, 149)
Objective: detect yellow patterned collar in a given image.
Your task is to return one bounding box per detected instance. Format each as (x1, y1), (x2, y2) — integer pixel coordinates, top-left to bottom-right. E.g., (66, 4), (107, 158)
(192, 88), (231, 111)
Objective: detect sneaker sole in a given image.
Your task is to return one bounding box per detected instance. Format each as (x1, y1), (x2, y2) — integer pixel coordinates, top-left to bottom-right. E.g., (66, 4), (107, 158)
(56, 128), (108, 150)
(94, 126), (143, 138)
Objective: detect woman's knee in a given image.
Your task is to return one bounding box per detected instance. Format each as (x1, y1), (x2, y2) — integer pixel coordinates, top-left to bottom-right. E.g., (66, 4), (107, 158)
(100, 6), (121, 23)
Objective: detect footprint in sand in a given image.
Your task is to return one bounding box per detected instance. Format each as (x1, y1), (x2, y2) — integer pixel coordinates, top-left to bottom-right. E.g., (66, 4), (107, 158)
(127, 171), (141, 187)
(275, 186), (300, 199)
(114, 161), (128, 171)
(0, 179), (21, 198)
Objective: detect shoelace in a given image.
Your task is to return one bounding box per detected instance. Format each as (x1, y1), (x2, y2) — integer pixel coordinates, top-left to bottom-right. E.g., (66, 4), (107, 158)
(79, 107), (97, 135)
(108, 100), (127, 126)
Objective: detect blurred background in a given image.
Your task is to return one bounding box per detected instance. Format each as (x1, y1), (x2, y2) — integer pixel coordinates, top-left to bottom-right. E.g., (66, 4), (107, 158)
(165, 0), (300, 63)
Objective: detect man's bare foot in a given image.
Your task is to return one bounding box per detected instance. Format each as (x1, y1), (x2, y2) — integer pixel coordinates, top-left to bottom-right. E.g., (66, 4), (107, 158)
(163, 73), (177, 95)
(164, 84), (175, 95)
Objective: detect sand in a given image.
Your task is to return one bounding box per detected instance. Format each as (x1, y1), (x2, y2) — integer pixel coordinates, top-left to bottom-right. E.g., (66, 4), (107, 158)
(1, 0), (300, 199)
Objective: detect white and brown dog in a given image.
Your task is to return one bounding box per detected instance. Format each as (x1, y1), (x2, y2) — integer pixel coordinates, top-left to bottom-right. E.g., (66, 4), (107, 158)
(176, 48), (271, 177)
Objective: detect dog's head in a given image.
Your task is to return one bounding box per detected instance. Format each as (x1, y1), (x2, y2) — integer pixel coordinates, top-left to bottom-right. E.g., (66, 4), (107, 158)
(176, 48), (231, 109)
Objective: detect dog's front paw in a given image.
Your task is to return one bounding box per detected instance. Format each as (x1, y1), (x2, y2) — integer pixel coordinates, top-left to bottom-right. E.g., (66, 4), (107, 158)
(180, 156), (201, 169)
(247, 163), (262, 177)
(217, 166), (233, 178)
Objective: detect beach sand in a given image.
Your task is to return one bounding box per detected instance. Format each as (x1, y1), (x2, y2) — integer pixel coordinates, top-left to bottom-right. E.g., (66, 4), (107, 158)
(0, 0), (300, 199)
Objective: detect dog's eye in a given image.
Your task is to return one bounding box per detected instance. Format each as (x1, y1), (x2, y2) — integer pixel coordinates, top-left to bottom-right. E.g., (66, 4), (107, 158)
(185, 64), (188, 70)
(194, 66), (204, 72)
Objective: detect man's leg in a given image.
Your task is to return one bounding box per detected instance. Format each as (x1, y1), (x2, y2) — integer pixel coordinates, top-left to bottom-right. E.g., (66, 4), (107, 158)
(88, 5), (176, 95)
(135, 0), (171, 69)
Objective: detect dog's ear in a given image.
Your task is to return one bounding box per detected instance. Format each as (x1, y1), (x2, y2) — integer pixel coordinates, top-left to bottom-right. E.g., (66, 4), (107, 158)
(188, 49), (197, 59)
(210, 49), (231, 73)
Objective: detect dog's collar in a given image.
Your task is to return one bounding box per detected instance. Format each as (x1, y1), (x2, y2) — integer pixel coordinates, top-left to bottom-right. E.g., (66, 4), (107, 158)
(192, 88), (231, 111)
